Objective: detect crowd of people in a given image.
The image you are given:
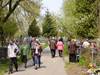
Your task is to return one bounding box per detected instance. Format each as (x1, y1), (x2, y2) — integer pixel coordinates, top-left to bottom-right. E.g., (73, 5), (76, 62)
(67, 39), (99, 63)
(7, 36), (65, 74)
(48, 37), (64, 58)
(7, 37), (43, 74)
(49, 37), (99, 63)
(7, 36), (99, 74)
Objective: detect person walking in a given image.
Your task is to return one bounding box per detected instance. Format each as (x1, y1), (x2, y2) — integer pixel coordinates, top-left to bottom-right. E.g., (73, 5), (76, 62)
(56, 38), (64, 57)
(34, 41), (42, 70)
(49, 38), (56, 58)
(8, 40), (19, 74)
(31, 37), (36, 66)
(20, 40), (29, 68)
(68, 39), (77, 62)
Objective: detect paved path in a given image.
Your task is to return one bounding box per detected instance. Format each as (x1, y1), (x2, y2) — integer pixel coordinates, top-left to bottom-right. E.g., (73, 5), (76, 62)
(5, 47), (67, 75)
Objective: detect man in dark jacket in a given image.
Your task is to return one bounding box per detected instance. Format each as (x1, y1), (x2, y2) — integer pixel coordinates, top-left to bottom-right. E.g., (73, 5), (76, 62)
(68, 40), (77, 62)
(49, 38), (56, 58)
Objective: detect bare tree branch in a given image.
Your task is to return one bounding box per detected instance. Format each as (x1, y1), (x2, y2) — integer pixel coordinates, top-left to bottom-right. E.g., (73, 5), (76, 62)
(0, 0), (9, 8)
(3, 0), (22, 23)
(9, 0), (12, 12)
(0, 0), (3, 7)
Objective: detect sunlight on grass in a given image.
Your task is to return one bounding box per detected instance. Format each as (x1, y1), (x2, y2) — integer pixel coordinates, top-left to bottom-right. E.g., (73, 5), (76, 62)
(0, 59), (9, 75)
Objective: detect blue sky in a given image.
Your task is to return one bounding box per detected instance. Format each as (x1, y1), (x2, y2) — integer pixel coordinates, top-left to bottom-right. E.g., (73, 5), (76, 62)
(41, 0), (63, 15)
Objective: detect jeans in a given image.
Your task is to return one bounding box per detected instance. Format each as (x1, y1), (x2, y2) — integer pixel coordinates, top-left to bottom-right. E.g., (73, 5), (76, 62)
(21, 55), (27, 68)
(34, 54), (41, 67)
(34, 54), (41, 69)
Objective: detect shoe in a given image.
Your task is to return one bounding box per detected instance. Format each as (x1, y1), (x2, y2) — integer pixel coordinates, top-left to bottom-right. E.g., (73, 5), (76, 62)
(16, 69), (18, 72)
(39, 64), (40, 68)
(8, 72), (13, 74)
(35, 67), (37, 70)
(33, 63), (35, 66)
(25, 65), (27, 68)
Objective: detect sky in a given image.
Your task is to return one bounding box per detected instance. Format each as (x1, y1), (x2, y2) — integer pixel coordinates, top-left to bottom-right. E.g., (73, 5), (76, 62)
(41, 0), (63, 16)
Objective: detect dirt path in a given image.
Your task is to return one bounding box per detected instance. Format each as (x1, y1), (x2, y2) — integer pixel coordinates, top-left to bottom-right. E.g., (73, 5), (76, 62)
(5, 47), (67, 75)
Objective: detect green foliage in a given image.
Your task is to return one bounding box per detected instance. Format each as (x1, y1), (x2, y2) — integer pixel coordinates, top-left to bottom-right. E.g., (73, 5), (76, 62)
(79, 48), (92, 67)
(0, 59), (9, 75)
(0, 19), (18, 46)
(63, 44), (68, 56)
(0, 0), (41, 34)
(20, 0), (41, 17)
(63, 0), (99, 39)
(76, 14), (98, 39)
(3, 20), (18, 38)
(79, 57), (86, 66)
(42, 11), (57, 37)
(63, 0), (77, 37)
(28, 18), (41, 37)
(75, 0), (98, 39)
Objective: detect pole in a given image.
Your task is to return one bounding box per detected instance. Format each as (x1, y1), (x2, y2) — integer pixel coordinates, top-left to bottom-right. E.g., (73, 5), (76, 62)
(92, 49), (94, 64)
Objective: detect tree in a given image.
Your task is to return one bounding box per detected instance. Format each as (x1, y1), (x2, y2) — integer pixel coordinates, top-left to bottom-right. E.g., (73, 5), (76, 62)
(28, 18), (41, 37)
(0, 0), (41, 33)
(14, 0), (41, 34)
(0, 19), (18, 46)
(0, 0), (41, 46)
(3, 20), (18, 38)
(75, 0), (98, 39)
(63, 0), (77, 38)
(63, 0), (99, 39)
(42, 11), (57, 37)
(0, 0), (23, 23)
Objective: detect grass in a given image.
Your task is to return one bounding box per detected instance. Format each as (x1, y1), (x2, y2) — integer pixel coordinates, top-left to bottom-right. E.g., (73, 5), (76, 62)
(0, 57), (24, 75)
(63, 44), (68, 56)
(79, 56), (86, 66)
(65, 62), (86, 75)
(0, 59), (9, 75)
(64, 48), (89, 75)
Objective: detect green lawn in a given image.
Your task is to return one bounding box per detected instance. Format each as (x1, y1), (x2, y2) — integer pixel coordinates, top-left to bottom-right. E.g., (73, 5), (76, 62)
(0, 59), (9, 75)
(0, 57), (22, 75)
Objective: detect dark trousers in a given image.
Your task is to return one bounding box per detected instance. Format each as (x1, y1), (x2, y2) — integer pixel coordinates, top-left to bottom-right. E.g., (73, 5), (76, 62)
(51, 49), (56, 57)
(21, 55), (27, 68)
(38, 55), (41, 67)
(32, 55), (35, 65)
(31, 49), (35, 65)
(58, 50), (63, 57)
(9, 57), (18, 73)
(69, 54), (76, 62)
